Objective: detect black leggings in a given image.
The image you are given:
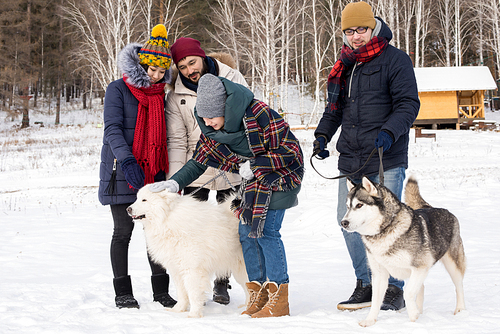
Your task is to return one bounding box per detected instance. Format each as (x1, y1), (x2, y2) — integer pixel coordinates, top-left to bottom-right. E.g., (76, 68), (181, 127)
(110, 203), (165, 278)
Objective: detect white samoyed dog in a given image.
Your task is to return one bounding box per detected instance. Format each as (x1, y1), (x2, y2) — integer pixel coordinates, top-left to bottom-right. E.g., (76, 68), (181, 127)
(127, 187), (248, 318)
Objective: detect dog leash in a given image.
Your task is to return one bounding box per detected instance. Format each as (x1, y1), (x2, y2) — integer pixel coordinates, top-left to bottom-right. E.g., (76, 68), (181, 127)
(188, 170), (237, 196)
(311, 146), (384, 185)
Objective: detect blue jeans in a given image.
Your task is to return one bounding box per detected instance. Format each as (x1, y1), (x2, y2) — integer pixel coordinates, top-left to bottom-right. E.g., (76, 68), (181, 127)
(239, 209), (289, 285)
(337, 167), (406, 289)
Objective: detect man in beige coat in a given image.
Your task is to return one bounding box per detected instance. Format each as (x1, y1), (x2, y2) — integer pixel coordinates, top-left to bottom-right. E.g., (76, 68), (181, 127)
(165, 37), (249, 305)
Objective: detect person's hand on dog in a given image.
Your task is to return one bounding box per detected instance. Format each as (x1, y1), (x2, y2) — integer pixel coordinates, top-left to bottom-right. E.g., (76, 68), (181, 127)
(374, 130), (394, 152)
(149, 180), (179, 193)
(239, 160), (255, 180)
(312, 135), (329, 159)
(121, 158), (145, 190)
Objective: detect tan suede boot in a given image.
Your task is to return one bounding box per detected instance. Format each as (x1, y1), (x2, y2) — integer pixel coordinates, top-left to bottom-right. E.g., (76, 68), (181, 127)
(241, 281), (269, 316)
(251, 282), (289, 318)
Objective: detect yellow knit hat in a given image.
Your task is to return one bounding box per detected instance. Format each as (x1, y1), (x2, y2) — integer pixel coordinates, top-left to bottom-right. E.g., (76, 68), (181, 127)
(341, 1), (376, 31)
(138, 24), (172, 69)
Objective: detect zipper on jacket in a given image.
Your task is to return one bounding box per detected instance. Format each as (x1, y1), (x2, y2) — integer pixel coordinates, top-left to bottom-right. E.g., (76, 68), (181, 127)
(348, 62), (359, 98)
(105, 158), (118, 195)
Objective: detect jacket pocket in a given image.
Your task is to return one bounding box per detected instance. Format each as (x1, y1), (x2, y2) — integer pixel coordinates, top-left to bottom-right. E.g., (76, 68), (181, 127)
(361, 65), (382, 91)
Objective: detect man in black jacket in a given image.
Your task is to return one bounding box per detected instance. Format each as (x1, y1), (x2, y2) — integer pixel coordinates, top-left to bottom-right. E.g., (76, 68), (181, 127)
(313, 1), (419, 312)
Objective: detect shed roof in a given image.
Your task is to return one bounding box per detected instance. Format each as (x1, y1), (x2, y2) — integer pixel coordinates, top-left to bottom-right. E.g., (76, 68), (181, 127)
(414, 66), (497, 92)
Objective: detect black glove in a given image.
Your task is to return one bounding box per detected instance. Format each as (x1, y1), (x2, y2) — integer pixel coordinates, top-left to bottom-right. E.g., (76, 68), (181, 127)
(313, 135), (330, 159)
(374, 130), (394, 152)
(121, 158), (145, 190)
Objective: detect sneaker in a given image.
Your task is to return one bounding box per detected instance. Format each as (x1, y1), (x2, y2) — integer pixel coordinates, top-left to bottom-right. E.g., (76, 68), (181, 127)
(115, 294), (140, 309)
(154, 293), (177, 308)
(337, 279), (372, 310)
(381, 284), (405, 311)
(213, 277), (231, 305)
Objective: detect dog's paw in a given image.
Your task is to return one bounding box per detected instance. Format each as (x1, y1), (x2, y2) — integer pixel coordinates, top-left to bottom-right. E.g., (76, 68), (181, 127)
(188, 311), (203, 318)
(170, 303), (188, 313)
(454, 307), (466, 315)
(408, 310), (420, 322)
(359, 319), (376, 327)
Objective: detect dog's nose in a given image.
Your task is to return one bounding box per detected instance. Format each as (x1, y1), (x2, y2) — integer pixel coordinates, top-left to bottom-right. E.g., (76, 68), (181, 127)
(341, 220), (349, 229)
(126, 206), (132, 215)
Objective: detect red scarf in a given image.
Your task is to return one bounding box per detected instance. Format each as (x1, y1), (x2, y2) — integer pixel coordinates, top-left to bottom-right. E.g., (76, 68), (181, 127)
(326, 37), (388, 113)
(124, 75), (168, 185)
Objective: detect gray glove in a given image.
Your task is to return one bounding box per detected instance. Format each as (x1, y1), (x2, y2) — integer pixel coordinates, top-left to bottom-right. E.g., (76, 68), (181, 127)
(239, 161), (255, 180)
(149, 180), (179, 193)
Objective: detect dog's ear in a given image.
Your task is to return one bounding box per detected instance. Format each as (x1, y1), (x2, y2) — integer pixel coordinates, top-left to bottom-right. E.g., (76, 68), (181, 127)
(346, 178), (356, 191)
(362, 177), (378, 197)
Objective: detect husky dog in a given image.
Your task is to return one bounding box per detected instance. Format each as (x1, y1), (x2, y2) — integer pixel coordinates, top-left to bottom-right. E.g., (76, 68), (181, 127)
(341, 176), (466, 327)
(127, 187), (248, 318)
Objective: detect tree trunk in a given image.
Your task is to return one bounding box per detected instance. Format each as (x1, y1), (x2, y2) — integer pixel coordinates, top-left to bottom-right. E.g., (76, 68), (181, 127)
(22, 0), (32, 129)
(56, 0), (64, 125)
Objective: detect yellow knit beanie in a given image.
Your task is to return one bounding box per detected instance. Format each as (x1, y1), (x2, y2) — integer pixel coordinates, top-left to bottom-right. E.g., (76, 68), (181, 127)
(341, 1), (376, 31)
(138, 24), (172, 69)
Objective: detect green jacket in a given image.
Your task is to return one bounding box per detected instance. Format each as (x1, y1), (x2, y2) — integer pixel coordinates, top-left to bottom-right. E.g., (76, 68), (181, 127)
(170, 77), (300, 210)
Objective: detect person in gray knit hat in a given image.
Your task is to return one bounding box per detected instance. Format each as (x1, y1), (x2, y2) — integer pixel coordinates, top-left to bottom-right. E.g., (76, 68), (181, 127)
(196, 74), (227, 119)
(151, 74), (304, 318)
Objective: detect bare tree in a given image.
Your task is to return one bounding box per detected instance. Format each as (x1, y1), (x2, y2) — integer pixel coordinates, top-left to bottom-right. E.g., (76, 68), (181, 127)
(434, 0), (454, 66)
(305, 0), (336, 127)
(414, 0), (431, 67)
(483, 0), (500, 78)
(62, 0), (165, 91)
(471, 0), (486, 66)
(401, 0), (415, 57)
(373, 0), (399, 46)
(208, 0), (242, 70)
(161, 0), (190, 43)
(454, 0), (461, 66)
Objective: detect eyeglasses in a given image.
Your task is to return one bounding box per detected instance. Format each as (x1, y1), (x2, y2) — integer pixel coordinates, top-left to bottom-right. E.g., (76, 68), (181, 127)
(344, 27), (369, 36)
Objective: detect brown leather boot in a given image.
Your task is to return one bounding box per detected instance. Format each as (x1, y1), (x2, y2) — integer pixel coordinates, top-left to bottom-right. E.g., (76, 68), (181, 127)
(241, 281), (268, 316)
(251, 282), (289, 318)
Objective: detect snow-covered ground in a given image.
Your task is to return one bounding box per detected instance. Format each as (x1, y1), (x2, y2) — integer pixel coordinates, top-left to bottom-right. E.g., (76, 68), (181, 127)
(1, 98), (500, 333)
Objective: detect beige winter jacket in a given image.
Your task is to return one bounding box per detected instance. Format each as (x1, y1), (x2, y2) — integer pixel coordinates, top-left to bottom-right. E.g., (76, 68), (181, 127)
(165, 54), (248, 190)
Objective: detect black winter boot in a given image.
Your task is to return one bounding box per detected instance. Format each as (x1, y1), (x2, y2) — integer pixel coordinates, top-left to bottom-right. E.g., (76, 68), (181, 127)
(151, 273), (177, 308)
(381, 284), (406, 311)
(113, 275), (140, 309)
(337, 279), (372, 310)
(213, 276), (231, 305)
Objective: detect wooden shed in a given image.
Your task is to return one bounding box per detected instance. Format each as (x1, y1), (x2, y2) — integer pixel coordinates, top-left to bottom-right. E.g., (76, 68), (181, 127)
(413, 66), (497, 129)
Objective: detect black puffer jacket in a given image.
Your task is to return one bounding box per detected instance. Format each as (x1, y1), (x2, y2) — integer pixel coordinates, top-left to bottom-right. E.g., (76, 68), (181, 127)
(98, 43), (170, 205)
(315, 18), (419, 178)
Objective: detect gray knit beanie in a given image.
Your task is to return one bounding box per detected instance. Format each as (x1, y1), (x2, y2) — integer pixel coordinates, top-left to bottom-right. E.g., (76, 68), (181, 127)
(196, 73), (227, 118)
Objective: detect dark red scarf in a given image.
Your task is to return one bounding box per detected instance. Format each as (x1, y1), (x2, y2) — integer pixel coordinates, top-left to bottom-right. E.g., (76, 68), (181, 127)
(326, 37), (388, 113)
(124, 75), (168, 185)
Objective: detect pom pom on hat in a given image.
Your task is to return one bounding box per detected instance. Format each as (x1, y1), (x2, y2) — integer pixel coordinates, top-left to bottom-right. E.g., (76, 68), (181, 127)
(170, 37), (206, 64)
(138, 24), (172, 69)
(196, 74), (227, 119)
(341, 1), (376, 31)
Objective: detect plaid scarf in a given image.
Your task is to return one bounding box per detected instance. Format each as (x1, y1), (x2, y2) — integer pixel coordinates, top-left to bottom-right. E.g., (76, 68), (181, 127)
(326, 37), (388, 113)
(193, 99), (304, 238)
(124, 75), (168, 185)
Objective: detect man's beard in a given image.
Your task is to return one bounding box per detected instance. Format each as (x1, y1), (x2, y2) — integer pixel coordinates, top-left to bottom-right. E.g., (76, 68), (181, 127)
(188, 63), (207, 84)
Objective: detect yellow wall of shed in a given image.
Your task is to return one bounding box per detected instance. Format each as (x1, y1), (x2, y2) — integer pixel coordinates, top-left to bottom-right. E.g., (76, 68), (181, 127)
(417, 91), (458, 119)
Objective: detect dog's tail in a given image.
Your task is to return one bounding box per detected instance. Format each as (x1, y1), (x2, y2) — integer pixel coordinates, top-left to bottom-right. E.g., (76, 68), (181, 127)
(404, 175), (432, 210)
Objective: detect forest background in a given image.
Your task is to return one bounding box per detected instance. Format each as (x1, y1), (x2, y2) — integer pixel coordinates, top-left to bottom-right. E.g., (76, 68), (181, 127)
(2, 0), (500, 129)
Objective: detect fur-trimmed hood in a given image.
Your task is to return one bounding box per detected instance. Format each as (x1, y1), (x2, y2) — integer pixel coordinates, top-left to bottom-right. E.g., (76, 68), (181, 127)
(118, 43), (172, 88)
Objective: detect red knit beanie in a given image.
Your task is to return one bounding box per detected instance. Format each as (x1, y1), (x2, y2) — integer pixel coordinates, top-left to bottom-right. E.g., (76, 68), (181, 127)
(170, 37), (206, 64)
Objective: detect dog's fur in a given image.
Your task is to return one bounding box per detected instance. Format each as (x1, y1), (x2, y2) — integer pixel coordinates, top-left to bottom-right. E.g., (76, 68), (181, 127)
(341, 176), (466, 327)
(127, 187), (248, 318)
